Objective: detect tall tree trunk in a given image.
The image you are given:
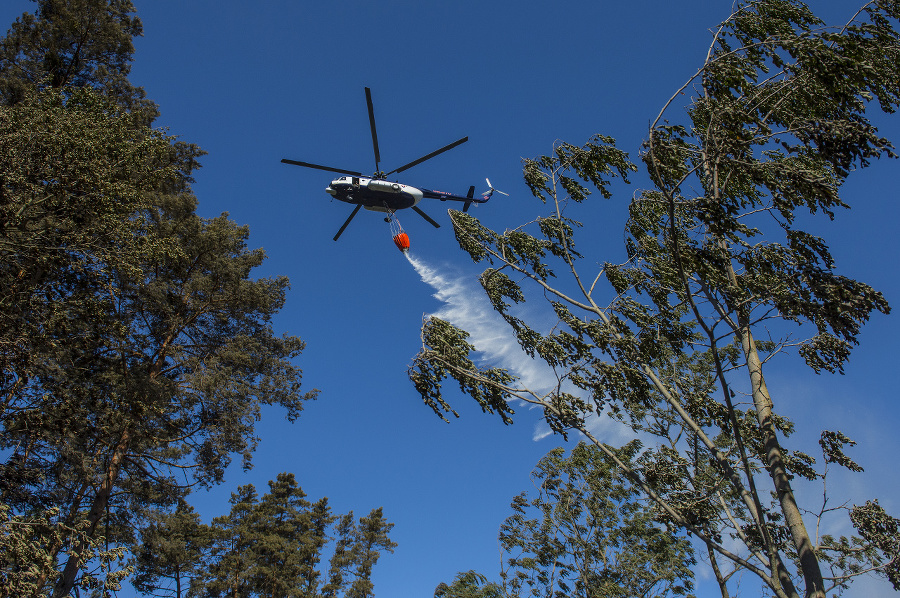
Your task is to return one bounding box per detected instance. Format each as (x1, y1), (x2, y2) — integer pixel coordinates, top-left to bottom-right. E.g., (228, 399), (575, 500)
(53, 428), (132, 598)
(740, 324), (825, 598)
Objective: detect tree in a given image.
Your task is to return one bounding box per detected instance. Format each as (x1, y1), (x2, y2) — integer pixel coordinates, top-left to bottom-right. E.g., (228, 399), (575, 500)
(202, 474), (396, 598)
(497, 443), (694, 598)
(2, 183), (314, 597)
(0, 3), (316, 596)
(249, 473), (332, 598)
(0, 82), (192, 598)
(0, 85), (175, 416)
(343, 508), (397, 598)
(410, 2), (900, 597)
(321, 508), (397, 598)
(0, 0), (154, 113)
(205, 484), (260, 598)
(435, 444), (694, 598)
(45, 190), (312, 597)
(433, 443), (694, 598)
(434, 572), (505, 598)
(131, 502), (212, 598)
(0, 502), (129, 598)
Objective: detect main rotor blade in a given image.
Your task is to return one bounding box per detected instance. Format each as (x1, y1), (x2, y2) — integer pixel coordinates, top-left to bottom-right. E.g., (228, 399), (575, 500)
(365, 87), (381, 172)
(411, 206), (441, 229)
(334, 204), (363, 241)
(386, 136), (468, 175)
(282, 159), (362, 176)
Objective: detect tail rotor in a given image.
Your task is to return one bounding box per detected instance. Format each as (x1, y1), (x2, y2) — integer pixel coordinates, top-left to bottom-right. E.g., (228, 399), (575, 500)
(483, 178), (509, 200)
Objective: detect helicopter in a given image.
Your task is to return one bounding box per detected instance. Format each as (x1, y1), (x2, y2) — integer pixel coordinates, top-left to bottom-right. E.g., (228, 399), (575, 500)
(281, 87), (506, 241)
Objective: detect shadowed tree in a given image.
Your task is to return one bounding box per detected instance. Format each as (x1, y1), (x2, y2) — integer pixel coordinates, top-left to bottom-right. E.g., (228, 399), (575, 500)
(202, 475), (396, 598)
(0, 0), (153, 113)
(131, 501), (212, 598)
(5, 184), (315, 597)
(251, 473), (333, 598)
(0, 3), (316, 596)
(205, 484), (260, 598)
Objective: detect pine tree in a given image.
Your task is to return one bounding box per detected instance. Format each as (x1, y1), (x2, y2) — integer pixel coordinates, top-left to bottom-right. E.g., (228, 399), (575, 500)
(206, 485), (260, 598)
(0, 3), (315, 596)
(131, 502), (212, 598)
(0, 0), (153, 113)
(202, 475), (396, 598)
(252, 474), (332, 598)
(346, 508), (396, 598)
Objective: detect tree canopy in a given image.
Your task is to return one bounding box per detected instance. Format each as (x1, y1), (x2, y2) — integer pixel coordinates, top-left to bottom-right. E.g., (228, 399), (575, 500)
(500, 443), (694, 598)
(0, 2), (319, 595)
(131, 473), (396, 598)
(411, 1), (900, 597)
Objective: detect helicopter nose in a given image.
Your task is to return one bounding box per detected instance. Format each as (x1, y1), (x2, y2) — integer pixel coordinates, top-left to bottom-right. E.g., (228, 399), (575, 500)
(326, 186), (336, 196)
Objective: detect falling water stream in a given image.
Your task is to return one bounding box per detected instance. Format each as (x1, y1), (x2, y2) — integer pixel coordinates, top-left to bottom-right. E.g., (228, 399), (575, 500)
(402, 251), (631, 443)
(403, 252), (551, 398)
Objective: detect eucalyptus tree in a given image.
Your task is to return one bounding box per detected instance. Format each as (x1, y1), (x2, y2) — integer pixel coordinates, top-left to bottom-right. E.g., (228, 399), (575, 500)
(434, 572), (505, 598)
(434, 444), (695, 598)
(495, 442), (694, 598)
(410, 2), (900, 597)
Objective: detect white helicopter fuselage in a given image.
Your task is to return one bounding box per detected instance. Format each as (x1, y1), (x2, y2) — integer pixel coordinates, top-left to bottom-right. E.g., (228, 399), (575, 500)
(326, 176), (424, 212)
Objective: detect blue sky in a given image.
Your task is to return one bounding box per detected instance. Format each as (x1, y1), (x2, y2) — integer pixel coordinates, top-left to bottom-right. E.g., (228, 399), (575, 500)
(4, 1), (899, 596)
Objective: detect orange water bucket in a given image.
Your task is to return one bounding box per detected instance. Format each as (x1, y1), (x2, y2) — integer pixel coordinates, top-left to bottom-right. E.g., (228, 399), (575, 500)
(392, 232), (410, 252)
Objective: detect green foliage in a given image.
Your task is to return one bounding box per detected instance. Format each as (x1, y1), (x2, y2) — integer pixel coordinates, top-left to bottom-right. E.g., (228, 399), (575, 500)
(341, 508), (397, 598)
(435, 571), (505, 598)
(850, 500), (900, 590)
(200, 474), (395, 598)
(1, 181), (316, 594)
(0, 3), (315, 596)
(0, 0), (154, 114)
(499, 443), (695, 598)
(0, 85), (176, 394)
(818, 430), (863, 473)
(410, 317), (517, 425)
(205, 484), (259, 598)
(435, 444), (695, 598)
(131, 502), (211, 598)
(0, 504), (131, 598)
(410, 2), (900, 597)
(522, 135), (637, 203)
